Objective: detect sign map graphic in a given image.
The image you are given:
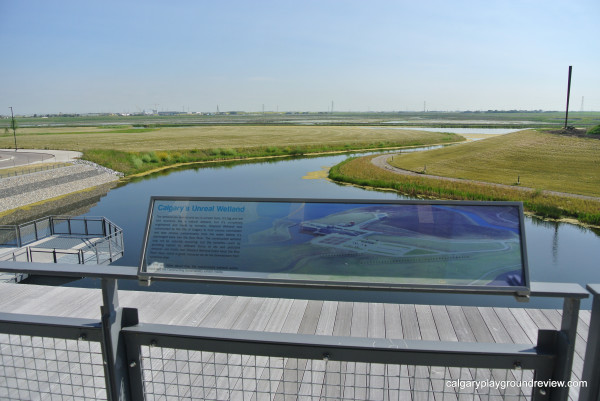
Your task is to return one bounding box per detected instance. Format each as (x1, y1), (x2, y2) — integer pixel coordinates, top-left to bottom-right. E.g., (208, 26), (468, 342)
(140, 198), (528, 291)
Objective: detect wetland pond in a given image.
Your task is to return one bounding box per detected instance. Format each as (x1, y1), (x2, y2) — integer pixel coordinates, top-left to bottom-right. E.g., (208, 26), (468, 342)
(61, 143), (600, 309)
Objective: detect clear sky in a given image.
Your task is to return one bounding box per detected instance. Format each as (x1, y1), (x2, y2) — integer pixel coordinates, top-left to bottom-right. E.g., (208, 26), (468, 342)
(1, 0), (599, 115)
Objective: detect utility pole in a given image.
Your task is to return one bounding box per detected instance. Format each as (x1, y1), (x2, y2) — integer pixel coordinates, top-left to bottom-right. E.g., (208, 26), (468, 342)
(9, 107), (17, 151)
(564, 66), (572, 129)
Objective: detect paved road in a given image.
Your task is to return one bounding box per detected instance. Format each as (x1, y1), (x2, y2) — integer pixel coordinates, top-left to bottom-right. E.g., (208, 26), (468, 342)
(0, 149), (82, 169)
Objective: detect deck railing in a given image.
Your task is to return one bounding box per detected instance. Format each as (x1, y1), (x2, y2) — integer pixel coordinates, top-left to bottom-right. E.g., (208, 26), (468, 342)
(0, 261), (597, 401)
(0, 216), (124, 265)
(0, 162), (70, 179)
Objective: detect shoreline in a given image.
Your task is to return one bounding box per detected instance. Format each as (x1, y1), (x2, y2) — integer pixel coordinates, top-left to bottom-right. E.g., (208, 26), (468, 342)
(121, 141), (464, 180)
(327, 155), (600, 229)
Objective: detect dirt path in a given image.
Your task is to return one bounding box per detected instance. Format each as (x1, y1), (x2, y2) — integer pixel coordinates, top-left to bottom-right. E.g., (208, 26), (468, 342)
(371, 154), (600, 202)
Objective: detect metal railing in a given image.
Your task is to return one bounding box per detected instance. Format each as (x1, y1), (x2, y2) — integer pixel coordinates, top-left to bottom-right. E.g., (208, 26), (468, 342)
(0, 225), (18, 247)
(0, 216), (124, 266)
(0, 262), (596, 401)
(0, 162), (70, 179)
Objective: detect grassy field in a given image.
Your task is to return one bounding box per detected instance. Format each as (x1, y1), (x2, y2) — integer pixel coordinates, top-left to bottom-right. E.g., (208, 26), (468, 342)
(0, 125), (459, 151)
(387, 129), (600, 197)
(0, 125), (463, 175)
(328, 131), (600, 225)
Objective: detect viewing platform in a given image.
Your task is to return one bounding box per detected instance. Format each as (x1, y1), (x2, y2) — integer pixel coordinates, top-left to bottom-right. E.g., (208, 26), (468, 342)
(0, 277), (596, 401)
(0, 216), (123, 283)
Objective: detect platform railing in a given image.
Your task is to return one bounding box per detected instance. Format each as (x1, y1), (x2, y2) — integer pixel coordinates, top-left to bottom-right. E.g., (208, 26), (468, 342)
(0, 162), (70, 179)
(0, 261), (594, 401)
(579, 284), (600, 401)
(0, 216), (124, 265)
(0, 225), (19, 247)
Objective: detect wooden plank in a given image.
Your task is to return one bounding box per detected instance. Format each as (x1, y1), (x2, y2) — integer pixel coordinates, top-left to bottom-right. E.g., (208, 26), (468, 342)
(383, 303), (411, 401)
(280, 299), (308, 334)
(350, 302), (368, 337)
(332, 301), (353, 337)
(460, 307), (494, 343)
(0, 283), (594, 401)
(273, 300), (323, 400)
(431, 306), (481, 401)
(492, 307), (531, 344)
(383, 303), (403, 339)
(508, 307), (541, 344)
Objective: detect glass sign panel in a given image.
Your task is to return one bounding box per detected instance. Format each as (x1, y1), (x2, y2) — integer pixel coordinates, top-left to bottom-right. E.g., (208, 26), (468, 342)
(139, 197), (529, 293)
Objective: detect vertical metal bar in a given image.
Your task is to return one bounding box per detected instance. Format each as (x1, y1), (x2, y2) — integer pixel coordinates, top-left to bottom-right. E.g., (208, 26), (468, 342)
(34, 221), (39, 241)
(564, 66), (573, 128)
(100, 278), (135, 401)
(550, 296), (581, 401)
(85, 219), (89, 236)
(68, 218), (72, 235)
(53, 249), (57, 263)
(50, 216), (55, 236)
(580, 284), (600, 401)
(122, 309), (145, 400)
(108, 237), (113, 263)
(533, 330), (557, 401)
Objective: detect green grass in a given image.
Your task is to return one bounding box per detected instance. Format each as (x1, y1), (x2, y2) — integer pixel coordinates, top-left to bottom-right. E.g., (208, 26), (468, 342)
(387, 129), (600, 198)
(328, 153), (600, 226)
(0, 125), (464, 175)
(0, 125), (462, 152)
(83, 132), (462, 176)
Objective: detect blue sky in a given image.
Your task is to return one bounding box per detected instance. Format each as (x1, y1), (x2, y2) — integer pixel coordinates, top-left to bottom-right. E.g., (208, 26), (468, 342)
(1, 0), (599, 114)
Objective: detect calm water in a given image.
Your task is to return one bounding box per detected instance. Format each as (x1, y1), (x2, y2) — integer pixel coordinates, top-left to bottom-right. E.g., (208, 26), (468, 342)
(69, 151), (600, 308)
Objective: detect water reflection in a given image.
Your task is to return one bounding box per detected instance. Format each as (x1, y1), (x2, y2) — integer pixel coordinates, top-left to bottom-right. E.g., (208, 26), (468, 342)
(52, 150), (600, 309)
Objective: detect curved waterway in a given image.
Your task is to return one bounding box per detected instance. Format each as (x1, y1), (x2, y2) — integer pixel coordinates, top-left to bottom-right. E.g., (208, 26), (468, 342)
(67, 148), (600, 308)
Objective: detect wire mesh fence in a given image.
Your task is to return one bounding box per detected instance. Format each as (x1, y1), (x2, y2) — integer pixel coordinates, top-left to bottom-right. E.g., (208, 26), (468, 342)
(140, 346), (533, 401)
(0, 333), (106, 400)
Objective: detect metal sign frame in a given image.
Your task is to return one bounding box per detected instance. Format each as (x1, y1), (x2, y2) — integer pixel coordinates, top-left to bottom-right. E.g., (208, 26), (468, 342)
(138, 196), (530, 297)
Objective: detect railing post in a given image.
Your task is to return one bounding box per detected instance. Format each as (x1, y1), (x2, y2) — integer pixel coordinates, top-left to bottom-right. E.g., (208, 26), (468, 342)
(533, 329), (559, 401)
(15, 225), (21, 248)
(108, 237), (113, 263)
(50, 216), (55, 236)
(550, 296), (581, 401)
(100, 278), (139, 401)
(580, 284), (600, 401)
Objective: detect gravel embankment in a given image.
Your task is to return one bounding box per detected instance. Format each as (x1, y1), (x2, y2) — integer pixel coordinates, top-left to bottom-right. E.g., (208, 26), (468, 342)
(0, 164), (122, 213)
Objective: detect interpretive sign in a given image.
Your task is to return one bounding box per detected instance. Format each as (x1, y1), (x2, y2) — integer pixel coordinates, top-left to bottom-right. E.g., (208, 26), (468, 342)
(139, 197), (530, 294)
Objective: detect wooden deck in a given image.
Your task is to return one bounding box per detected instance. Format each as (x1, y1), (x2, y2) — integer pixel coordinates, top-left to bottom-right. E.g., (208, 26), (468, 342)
(0, 282), (591, 400)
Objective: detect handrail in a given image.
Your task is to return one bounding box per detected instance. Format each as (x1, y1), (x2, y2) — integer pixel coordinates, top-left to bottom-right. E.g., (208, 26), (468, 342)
(0, 260), (591, 401)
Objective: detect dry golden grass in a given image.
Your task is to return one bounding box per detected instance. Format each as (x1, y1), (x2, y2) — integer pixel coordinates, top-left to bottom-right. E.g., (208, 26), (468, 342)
(388, 130), (600, 197)
(0, 126), (459, 152)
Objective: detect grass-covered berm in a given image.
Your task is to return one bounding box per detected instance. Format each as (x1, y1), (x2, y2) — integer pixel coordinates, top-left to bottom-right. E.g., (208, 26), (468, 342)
(329, 130), (600, 226)
(0, 125), (463, 175)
